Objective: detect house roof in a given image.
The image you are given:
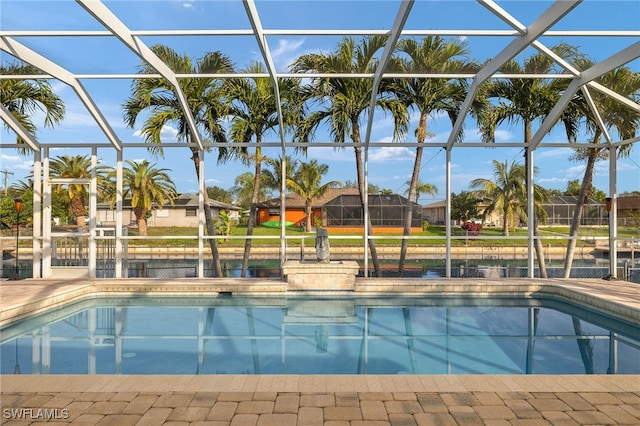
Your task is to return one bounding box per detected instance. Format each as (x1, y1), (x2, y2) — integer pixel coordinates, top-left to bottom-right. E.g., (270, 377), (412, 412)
(422, 200), (446, 209)
(258, 188), (360, 209)
(324, 193), (420, 207)
(544, 195), (601, 205)
(618, 196), (640, 210)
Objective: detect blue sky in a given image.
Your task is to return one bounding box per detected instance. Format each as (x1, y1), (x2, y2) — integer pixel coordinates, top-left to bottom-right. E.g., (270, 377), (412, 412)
(1, 0), (638, 204)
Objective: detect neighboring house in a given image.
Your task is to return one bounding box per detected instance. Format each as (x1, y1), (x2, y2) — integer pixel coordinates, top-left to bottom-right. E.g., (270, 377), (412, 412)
(423, 199), (502, 227)
(257, 188), (422, 232)
(96, 194), (239, 228)
(541, 195), (605, 226)
(424, 195), (608, 228)
(422, 200), (446, 225)
(618, 196), (640, 228)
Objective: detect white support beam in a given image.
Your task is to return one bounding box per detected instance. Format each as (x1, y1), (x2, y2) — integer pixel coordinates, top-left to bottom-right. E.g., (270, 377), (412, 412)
(0, 36), (122, 151)
(446, 0), (581, 149)
(0, 104), (40, 151)
(42, 148), (52, 278)
(526, 148), (535, 278)
(478, 0), (528, 35)
(243, 0), (289, 247)
(198, 150), (205, 278)
(76, 0), (204, 151)
(529, 41), (640, 150)
(115, 150), (123, 279)
(581, 86), (612, 145)
(608, 146), (618, 278)
(588, 81), (640, 113)
(89, 147), (98, 279)
(445, 149), (452, 278)
(242, 0), (287, 153)
(3, 28), (638, 38)
(32, 150), (42, 279)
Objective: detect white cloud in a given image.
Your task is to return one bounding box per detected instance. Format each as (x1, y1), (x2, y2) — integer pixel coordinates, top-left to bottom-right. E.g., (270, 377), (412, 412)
(305, 146), (353, 162)
(133, 125), (179, 142)
(177, 0), (196, 8)
(462, 128), (514, 143)
(0, 153), (33, 184)
(0, 153), (22, 164)
(205, 177), (222, 185)
(537, 148), (573, 159)
(537, 176), (572, 186)
(270, 39), (306, 71)
(494, 129), (514, 142)
(369, 147), (413, 162)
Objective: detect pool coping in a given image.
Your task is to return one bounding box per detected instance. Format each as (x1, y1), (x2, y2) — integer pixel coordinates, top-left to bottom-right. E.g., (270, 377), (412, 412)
(3, 373), (640, 394)
(2, 277), (639, 328)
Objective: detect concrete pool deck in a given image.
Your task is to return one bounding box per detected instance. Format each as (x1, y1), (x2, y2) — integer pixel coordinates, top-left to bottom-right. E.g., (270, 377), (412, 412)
(1, 277), (639, 425)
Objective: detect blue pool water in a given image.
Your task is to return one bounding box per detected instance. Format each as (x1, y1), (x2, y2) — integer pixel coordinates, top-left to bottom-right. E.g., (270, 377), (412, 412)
(1, 296), (638, 375)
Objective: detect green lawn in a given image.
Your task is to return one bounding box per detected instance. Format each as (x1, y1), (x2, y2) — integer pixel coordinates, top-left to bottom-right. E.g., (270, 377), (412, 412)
(125, 224), (638, 247)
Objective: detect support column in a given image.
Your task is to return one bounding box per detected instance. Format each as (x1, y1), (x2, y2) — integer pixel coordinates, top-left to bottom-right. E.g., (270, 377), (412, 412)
(445, 149), (452, 278)
(198, 150), (205, 278)
(526, 148), (535, 278)
(42, 148), (52, 278)
(608, 146), (618, 278)
(32, 149), (42, 279)
(89, 148), (98, 278)
(115, 150), (123, 278)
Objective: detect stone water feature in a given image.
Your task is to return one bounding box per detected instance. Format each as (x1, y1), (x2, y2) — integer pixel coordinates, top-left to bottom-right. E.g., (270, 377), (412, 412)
(282, 228), (359, 291)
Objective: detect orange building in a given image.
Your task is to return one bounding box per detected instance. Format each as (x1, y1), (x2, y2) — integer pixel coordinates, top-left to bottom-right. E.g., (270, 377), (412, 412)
(257, 188), (423, 233)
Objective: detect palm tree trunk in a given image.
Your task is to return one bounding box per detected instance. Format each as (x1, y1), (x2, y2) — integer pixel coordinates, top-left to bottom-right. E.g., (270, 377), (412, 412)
(71, 195), (87, 228)
(306, 203), (313, 232)
(503, 210), (509, 237)
(572, 317), (594, 374)
(135, 207), (148, 236)
(399, 113), (426, 276)
(534, 218), (547, 278)
(563, 146), (599, 278)
(241, 146), (263, 277)
(192, 151), (223, 277)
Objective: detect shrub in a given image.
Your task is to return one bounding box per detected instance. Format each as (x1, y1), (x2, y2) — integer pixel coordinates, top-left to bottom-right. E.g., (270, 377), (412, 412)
(461, 221), (483, 236)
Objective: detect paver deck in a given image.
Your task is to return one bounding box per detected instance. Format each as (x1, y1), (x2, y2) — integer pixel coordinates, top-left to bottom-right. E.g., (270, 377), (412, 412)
(2, 277), (639, 425)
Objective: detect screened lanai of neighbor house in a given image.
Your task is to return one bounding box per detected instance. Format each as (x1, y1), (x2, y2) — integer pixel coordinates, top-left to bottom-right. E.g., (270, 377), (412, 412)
(0, 0), (638, 280)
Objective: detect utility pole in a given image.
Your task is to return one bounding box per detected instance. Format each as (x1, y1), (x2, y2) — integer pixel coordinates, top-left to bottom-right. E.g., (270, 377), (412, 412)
(1, 169), (14, 197)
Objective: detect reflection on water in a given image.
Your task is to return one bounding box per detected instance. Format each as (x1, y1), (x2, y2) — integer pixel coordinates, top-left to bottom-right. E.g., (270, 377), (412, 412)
(123, 259), (620, 279)
(3, 257), (635, 281)
(2, 296), (638, 375)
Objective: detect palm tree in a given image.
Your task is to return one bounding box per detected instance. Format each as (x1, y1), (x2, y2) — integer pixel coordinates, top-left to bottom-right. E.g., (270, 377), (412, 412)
(1, 63), (65, 151)
(49, 155), (111, 228)
(261, 155), (298, 194)
(405, 179), (438, 203)
(110, 160), (177, 236)
(479, 43), (583, 278)
(292, 36), (409, 276)
(224, 62), (302, 277)
(230, 172), (270, 211)
(470, 160), (527, 237)
(122, 45), (233, 277)
(562, 63), (640, 277)
(287, 160), (340, 232)
(389, 36), (480, 275)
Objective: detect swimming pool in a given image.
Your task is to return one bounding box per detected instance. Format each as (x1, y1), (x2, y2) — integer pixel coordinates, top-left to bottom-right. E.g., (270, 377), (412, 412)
(1, 295), (638, 375)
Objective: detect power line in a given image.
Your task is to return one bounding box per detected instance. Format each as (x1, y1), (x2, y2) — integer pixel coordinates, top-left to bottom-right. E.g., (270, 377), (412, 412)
(0, 169), (14, 196)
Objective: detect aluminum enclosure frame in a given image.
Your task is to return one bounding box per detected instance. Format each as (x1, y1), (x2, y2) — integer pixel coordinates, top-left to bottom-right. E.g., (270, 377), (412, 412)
(1, 0), (638, 279)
